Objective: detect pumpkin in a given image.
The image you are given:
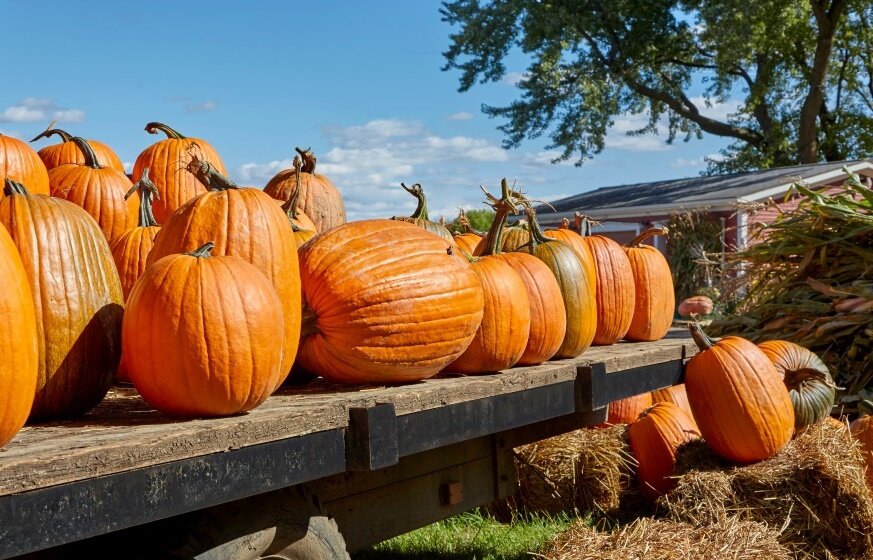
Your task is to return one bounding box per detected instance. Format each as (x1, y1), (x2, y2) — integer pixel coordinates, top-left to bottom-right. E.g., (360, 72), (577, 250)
(578, 215), (635, 345)
(297, 219), (484, 384)
(542, 217), (598, 301)
(131, 121), (226, 223)
(604, 392), (653, 425)
(123, 242), (283, 417)
(445, 181), (531, 373)
(684, 322), (795, 463)
(263, 147), (346, 232)
(850, 400), (873, 489)
(489, 219), (530, 254)
(651, 384), (697, 429)
(452, 208), (483, 255)
(0, 133), (50, 199)
(514, 205), (596, 358)
(392, 183), (455, 245)
(678, 295), (714, 317)
(281, 156), (318, 248)
(147, 157), (301, 386)
(624, 228), (674, 341)
(0, 179), (123, 420)
(30, 124), (125, 173)
(49, 137), (138, 243)
(627, 402), (701, 500)
(758, 340), (837, 430)
(0, 221), (39, 447)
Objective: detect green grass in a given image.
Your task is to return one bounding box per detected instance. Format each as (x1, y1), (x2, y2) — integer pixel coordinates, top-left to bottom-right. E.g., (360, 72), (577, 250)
(351, 510), (578, 560)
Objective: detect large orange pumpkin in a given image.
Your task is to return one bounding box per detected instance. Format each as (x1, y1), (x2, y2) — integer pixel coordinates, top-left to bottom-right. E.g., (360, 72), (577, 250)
(627, 402), (701, 500)
(684, 322), (795, 463)
(624, 228), (674, 341)
(0, 179), (123, 420)
(0, 221), (39, 446)
(131, 121), (226, 224)
(147, 157), (300, 386)
(49, 137), (138, 243)
(31, 125), (125, 173)
(297, 219), (484, 384)
(0, 133), (50, 200)
(123, 242), (283, 417)
(651, 384), (697, 430)
(392, 183), (455, 245)
(604, 392), (653, 426)
(263, 147), (346, 232)
(758, 340), (836, 430)
(578, 215), (635, 345)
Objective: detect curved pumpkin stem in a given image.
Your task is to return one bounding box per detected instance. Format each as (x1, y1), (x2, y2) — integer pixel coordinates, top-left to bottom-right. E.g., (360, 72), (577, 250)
(558, 217), (571, 230)
(3, 178), (30, 197)
(478, 178), (521, 257)
(400, 183), (430, 221)
(575, 212), (600, 237)
(457, 208), (483, 235)
(30, 122), (72, 144)
(627, 227), (669, 248)
(69, 137), (103, 169)
(125, 168), (160, 228)
(145, 122), (187, 140)
(688, 320), (716, 351)
(294, 147), (317, 173)
(189, 241), (215, 258)
(186, 154), (239, 191)
(859, 399), (873, 416)
(281, 156), (312, 233)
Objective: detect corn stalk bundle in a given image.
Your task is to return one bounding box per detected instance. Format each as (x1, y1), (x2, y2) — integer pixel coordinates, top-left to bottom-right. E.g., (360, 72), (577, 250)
(710, 169), (873, 396)
(665, 210), (725, 303)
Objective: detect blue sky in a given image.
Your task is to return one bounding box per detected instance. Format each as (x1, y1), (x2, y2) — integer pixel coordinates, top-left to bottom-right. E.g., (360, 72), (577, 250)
(1, 1), (734, 221)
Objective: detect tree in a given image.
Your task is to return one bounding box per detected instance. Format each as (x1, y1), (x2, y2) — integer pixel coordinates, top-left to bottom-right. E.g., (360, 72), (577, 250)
(447, 208), (495, 234)
(441, 0), (873, 173)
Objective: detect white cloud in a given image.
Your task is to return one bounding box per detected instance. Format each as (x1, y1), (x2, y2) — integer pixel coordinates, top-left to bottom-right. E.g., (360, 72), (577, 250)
(185, 100), (218, 113)
(670, 157), (706, 168)
(502, 71), (527, 86)
(688, 97), (742, 121)
(448, 111), (474, 121)
(0, 98), (85, 123)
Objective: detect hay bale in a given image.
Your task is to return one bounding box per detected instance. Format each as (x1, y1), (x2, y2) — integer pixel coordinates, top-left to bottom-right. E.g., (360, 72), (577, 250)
(542, 516), (792, 560)
(660, 420), (873, 559)
(498, 425), (637, 518)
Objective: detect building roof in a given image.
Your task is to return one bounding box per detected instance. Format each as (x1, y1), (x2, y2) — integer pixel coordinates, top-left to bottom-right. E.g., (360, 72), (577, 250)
(539, 159), (873, 221)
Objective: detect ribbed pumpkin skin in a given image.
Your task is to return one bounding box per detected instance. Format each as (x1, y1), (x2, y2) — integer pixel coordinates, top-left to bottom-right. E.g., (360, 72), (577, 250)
(850, 415), (873, 489)
(624, 233), (674, 341)
(758, 340), (836, 430)
(49, 163), (138, 243)
(397, 217), (455, 245)
(111, 225), (160, 301)
(606, 392), (653, 425)
(147, 187), (301, 383)
(445, 257), (530, 373)
(453, 232), (482, 254)
(123, 249), (283, 417)
(651, 384), (697, 430)
(131, 124), (226, 224)
(585, 235), (635, 345)
(498, 252), (566, 365)
(0, 189), (123, 420)
(495, 224), (530, 254)
(0, 224), (38, 446)
(0, 135), (49, 199)
(685, 328), (795, 463)
(628, 402), (701, 500)
(37, 138), (124, 173)
(298, 220), (484, 384)
(263, 150), (345, 232)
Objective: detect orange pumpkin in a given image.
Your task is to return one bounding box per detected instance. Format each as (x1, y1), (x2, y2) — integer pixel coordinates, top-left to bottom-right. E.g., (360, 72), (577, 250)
(123, 242), (283, 417)
(0, 133), (50, 200)
(624, 228), (674, 341)
(685, 322), (795, 463)
(392, 183), (456, 245)
(131, 121), (226, 224)
(31, 125), (125, 173)
(651, 384), (698, 430)
(147, 157), (300, 386)
(263, 147), (346, 232)
(0, 220), (38, 446)
(0, 179), (123, 420)
(850, 400), (873, 489)
(605, 392), (653, 425)
(543, 218), (598, 303)
(297, 219), (484, 384)
(452, 208), (483, 254)
(758, 340), (836, 430)
(49, 137), (138, 243)
(678, 295), (714, 317)
(578, 215), (635, 345)
(628, 402), (701, 500)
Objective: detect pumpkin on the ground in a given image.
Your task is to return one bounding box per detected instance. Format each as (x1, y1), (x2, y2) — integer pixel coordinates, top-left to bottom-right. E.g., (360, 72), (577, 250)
(31, 124), (125, 173)
(123, 242), (283, 417)
(678, 295), (714, 317)
(624, 228), (674, 341)
(0, 133), (50, 199)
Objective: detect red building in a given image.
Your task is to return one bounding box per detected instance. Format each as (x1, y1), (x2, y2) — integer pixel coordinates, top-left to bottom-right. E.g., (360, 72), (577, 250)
(537, 160), (873, 253)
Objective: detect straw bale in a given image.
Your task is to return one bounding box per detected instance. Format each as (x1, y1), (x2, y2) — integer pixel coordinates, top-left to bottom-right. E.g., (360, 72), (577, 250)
(542, 516), (792, 560)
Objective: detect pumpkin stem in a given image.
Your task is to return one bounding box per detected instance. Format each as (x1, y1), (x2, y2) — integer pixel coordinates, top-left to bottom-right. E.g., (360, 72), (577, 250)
(400, 183), (430, 221)
(519, 202), (552, 253)
(558, 217), (571, 230)
(30, 121), (73, 143)
(189, 241), (215, 258)
(688, 320), (716, 351)
(294, 147), (317, 173)
(145, 122), (187, 140)
(858, 399), (873, 416)
(69, 137), (103, 169)
(627, 227), (669, 248)
(301, 302), (319, 338)
(281, 156), (310, 231)
(3, 178), (30, 197)
(575, 212), (599, 237)
(186, 154), (240, 191)
(457, 208), (483, 235)
(478, 178), (520, 257)
(125, 168), (160, 227)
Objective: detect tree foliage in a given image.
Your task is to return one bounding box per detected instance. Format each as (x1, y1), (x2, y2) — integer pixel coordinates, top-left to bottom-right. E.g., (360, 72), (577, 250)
(441, 0), (873, 172)
(447, 208), (495, 234)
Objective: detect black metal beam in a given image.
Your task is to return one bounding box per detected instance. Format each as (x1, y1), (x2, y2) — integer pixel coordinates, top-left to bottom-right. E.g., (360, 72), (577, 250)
(0, 428), (346, 559)
(579, 359), (686, 410)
